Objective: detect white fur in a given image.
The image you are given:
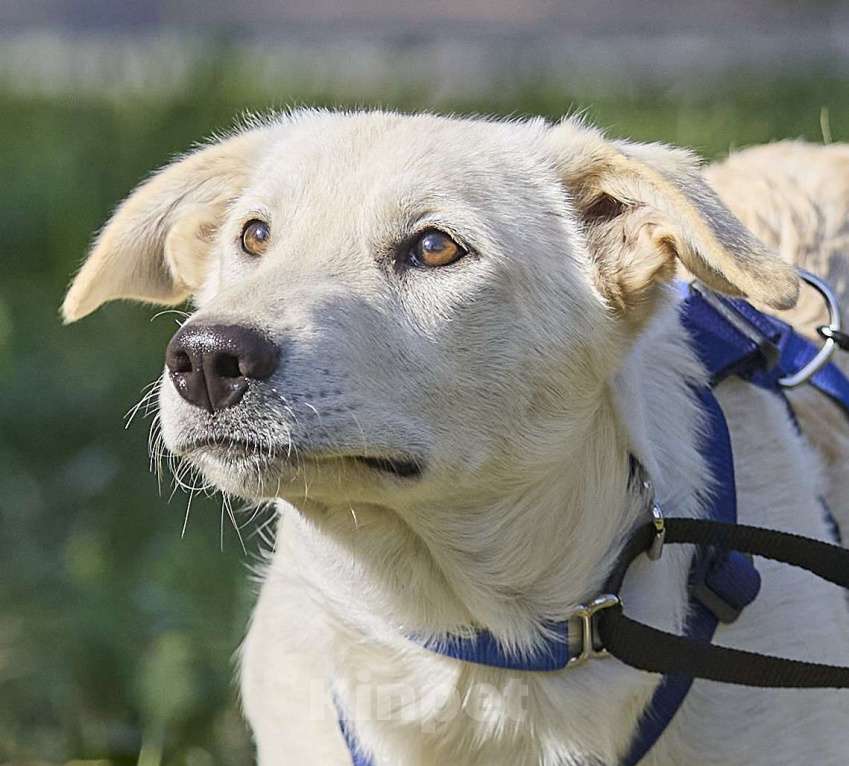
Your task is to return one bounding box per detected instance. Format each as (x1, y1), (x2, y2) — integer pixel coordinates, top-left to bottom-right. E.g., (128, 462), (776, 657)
(64, 111), (849, 764)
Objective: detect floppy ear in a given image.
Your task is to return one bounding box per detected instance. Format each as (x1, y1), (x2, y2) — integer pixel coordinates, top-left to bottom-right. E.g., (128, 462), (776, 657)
(545, 118), (799, 323)
(62, 128), (270, 323)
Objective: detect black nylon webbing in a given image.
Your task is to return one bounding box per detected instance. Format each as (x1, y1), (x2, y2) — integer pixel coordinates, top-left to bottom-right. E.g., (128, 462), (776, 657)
(598, 518), (849, 688)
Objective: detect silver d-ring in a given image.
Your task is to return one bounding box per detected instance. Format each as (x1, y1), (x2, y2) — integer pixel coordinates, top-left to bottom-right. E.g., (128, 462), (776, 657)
(779, 270), (843, 388)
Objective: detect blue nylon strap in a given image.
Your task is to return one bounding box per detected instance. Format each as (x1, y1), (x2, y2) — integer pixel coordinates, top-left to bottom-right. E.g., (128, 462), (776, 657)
(418, 621), (571, 671)
(678, 284), (846, 552)
(336, 282), (849, 766)
(620, 386), (757, 765)
(701, 550), (762, 612)
(677, 287), (774, 384)
(337, 705), (374, 766)
(679, 285), (849, 418)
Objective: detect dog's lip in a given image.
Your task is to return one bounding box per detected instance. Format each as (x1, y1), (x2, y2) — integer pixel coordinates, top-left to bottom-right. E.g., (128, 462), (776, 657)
(181, 436), (273, 456)
(179, 437), (423, 478)
(353, 455), (423, 478)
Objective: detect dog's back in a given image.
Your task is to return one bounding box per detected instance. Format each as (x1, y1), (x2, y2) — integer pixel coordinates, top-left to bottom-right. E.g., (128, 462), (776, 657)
(706, 141), (849, 353)
(705, 141), (849, 536)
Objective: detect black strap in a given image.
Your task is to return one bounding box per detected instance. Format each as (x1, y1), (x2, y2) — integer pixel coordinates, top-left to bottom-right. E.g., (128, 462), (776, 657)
(597, 519), (849, 688)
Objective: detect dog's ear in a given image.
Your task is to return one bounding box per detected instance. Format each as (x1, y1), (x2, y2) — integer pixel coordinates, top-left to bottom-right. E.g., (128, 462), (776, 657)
(62, 129), (270, 323)
(545, 118), (799, 323)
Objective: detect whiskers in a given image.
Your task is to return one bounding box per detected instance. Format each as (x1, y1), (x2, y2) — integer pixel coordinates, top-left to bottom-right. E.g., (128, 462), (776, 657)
(125, 378), (163, 431)
(270, 387), (310, 498)
(218, 494), (277, 556)
(221, 493), (246, 554)
(124, 375), (265, 555)
(149, 308), (190, 325)
(124, 368), (372, 557)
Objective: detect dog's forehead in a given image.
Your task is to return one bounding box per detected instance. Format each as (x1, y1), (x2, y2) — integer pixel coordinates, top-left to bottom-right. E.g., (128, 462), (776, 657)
(250, 111), (559, 214)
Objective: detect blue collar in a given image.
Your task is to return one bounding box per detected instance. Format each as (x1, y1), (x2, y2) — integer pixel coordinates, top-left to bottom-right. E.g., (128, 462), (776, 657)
(336, 280), (849, 766)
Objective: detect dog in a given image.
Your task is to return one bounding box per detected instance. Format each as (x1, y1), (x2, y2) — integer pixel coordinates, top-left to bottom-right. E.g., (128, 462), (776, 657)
(63, 110), (849, 765)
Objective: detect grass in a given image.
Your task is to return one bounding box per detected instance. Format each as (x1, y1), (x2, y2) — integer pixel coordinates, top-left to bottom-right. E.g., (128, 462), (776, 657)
(0, 65), (847, 765)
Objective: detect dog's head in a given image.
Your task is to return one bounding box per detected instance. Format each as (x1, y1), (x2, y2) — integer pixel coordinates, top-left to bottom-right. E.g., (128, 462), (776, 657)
(63, 111), (796, 628)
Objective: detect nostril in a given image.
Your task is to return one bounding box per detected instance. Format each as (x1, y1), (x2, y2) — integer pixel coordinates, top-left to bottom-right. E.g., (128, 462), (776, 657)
(214, 353), (242, 379)
(171, 350), (193, 374)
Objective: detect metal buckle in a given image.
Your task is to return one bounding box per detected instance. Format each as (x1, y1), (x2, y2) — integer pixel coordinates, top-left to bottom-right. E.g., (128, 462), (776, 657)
(818, 324), (849, 351)
(641, 478), (665, 561)
(567, 594), (622, 668)
(779, 270), (844, 388)
(648, 502), (666, 561)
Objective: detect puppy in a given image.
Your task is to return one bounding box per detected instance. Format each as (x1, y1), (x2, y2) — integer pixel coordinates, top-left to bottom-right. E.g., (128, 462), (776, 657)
(64, 111), (849, 765)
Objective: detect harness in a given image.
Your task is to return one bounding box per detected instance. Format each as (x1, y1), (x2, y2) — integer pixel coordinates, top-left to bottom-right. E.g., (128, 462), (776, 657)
(337, 271), (849, 766)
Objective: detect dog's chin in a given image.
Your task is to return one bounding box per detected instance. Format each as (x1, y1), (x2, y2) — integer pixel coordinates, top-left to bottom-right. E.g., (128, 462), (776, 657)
(176, 437), (424, 502)
(184, 442), (283, 499)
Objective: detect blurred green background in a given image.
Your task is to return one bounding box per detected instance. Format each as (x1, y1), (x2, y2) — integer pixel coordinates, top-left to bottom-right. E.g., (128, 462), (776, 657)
(2, 24), (849, 766)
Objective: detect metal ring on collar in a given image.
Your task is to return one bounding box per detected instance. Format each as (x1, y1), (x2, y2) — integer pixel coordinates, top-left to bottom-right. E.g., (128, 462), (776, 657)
(779, 269), (844, 388)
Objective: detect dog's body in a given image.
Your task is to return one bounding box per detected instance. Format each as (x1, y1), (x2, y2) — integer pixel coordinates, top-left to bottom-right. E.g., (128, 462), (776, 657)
(704, 142), (849, 529)
(63, 111), (849, 764)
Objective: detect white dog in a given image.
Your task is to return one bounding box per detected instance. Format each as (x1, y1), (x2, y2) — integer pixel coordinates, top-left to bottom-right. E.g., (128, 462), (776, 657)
(63, 111), (849, 765)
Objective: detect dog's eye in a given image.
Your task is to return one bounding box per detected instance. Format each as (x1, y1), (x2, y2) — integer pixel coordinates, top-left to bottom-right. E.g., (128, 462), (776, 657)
(410, 230), (465, 268)
(241, 219), (271, 257)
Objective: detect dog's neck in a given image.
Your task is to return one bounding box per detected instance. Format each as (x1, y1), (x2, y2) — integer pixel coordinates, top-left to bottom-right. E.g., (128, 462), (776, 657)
(273, 297), (712, 763)
(285, 385), (633, 648)
(283, 296), (709, 651)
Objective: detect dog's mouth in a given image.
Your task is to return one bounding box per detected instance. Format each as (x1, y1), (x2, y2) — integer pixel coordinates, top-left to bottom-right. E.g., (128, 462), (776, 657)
(181, 437), (423, 479)
(355, 455), (422, 478)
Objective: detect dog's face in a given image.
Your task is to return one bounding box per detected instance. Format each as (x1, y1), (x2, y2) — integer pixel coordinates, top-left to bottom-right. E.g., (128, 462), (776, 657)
(63, 110), (797, 626)
(158, 114), (619, 510)
(147, 115), (575, 498)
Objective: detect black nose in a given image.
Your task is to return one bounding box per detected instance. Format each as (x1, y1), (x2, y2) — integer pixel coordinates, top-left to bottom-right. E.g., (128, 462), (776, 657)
(165, 324), (279, 413)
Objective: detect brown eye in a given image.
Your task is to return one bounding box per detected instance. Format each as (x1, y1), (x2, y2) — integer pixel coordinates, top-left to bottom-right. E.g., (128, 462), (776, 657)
(241, 219), (270, 256)
(411, 230), (465, 268)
